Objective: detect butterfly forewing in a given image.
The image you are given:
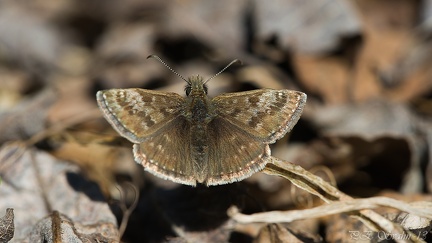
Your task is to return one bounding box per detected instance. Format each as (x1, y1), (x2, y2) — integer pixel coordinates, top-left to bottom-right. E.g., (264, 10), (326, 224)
(212, 89), (306, 144)
(205, 117), (270, 186)
(97, 88), (185, 143)
(133, 116), (196, 186)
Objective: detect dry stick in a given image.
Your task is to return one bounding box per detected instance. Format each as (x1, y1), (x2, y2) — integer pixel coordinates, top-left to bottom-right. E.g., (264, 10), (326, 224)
(25, 108), (103, 146)
(231, 197), (432, 223)
(257, 156), (426, 243)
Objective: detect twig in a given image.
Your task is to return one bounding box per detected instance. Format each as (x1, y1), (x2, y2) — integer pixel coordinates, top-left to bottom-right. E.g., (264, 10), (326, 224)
(238, 156), (429, 243)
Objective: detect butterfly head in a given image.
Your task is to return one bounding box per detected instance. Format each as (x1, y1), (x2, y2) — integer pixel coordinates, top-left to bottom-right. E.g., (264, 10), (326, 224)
(147, 55), (242, 97)
(185, 75), (208, 96)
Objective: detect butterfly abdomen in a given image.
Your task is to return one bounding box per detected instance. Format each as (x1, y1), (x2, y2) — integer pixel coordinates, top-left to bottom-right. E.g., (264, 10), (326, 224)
(190, 124), (209, 183)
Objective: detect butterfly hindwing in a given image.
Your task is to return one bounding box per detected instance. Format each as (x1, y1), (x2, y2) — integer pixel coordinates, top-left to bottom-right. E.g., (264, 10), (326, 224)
(133, 116), (196, 186)
(205, 117), (270, 186)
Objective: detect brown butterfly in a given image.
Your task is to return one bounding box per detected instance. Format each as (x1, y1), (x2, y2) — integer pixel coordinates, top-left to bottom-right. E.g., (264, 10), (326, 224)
(96, 55), (307, 186)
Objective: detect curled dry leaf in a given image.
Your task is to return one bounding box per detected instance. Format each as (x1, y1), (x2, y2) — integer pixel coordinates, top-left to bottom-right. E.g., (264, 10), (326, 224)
(0, 208), (14, 243)
(0, 143), (118, 241)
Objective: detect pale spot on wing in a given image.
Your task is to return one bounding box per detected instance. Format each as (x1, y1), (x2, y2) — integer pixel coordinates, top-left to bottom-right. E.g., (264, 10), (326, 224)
(163, 134), (172, 142)
(118, 90), (126, 98)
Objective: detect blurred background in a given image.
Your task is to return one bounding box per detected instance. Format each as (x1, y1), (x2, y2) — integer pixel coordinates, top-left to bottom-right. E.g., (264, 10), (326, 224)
(0, 0), (432, 242)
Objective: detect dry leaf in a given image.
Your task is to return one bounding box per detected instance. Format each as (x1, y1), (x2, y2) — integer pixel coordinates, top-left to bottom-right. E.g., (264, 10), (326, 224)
(254, 0), (360, 53)
(163, 0), (249, 57)
(0, 1), (431, 241)
(0, 89), (57, 144)
(0, 143), (118, 241)
(94, 23), (162, 88)
(307, 100), (427, 193)
(48, 131), (138, 196)
(292, 54), (351, 104)
(0, 6), (67, 72)
(28, 211), (118, 243)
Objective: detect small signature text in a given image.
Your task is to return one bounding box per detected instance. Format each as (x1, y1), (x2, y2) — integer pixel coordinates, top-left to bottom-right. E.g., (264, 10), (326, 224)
(349, 230), (429, 241)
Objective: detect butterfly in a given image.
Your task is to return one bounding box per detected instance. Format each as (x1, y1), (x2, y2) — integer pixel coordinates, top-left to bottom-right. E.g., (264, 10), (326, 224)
(96, 55), (306, 186)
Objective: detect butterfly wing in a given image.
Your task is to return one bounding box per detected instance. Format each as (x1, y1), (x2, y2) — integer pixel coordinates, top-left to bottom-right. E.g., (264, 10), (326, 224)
(205, 117), (270, 186)
(133, 116), (196, 186)
(97, 88), (185, 143)
(212, 89), (306, 144)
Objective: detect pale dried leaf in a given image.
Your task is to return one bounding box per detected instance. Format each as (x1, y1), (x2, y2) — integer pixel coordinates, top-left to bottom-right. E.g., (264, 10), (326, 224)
(254, 0), (360, 53)
(163, 0), (249, 56)
(308, 100), (415, 139)
(0, 7), (66, 71)
(0, 89), (57, 143)
(0, 143), (118, 241)
(95, 23), (162, 88)
(29, 211), (118, 243)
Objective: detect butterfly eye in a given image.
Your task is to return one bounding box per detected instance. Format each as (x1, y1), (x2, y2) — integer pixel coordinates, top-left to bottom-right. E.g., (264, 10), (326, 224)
(203, 84), (208, 94)
(185, 85), (192, 96)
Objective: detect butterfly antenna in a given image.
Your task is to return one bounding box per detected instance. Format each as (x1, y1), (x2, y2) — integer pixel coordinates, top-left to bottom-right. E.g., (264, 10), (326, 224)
(147, 55), (189, 83)
(204, 59), (242, 84)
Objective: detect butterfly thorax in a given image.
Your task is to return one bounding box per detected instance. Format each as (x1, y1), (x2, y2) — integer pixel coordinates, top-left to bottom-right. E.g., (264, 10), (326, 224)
(184, 76), (215, 124)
